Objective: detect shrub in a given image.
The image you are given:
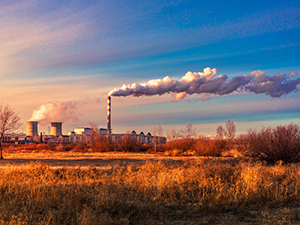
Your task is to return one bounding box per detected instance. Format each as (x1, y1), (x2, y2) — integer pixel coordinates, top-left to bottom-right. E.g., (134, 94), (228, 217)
(162, 137), (228, 156)
(71, 143), (88, 152)
(163, 138), (196, 154)
(36, 143), (51, 151)
(195, 137), (228, 156)
(92, 135), (114, 152)
(246, 124), (300, 164)
(55, 144), (74, 151)
(116, 134), (141, 152)
(234, 134), (250, 154)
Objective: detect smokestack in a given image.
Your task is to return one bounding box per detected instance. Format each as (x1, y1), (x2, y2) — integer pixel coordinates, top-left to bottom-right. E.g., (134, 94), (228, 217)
(50, 122), (62, 136)
(107, 96), (111, 134)
(26, 121), (38, 137)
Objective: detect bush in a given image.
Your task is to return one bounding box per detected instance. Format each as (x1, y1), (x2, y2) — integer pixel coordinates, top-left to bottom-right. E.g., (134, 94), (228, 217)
(162, 137), (228, 156)
(246, 124), (300, 164)
(54, 144), (74, 151)
(71, 143), (88, 152)
(195, 137), (228, 156)
(92, 135), (114, 152)
(116, 134), (141, 152)
(163, 138), (196, 154)
(36, 143), (51, 151)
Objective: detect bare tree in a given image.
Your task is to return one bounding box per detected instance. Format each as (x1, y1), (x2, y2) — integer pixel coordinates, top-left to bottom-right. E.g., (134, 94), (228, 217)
(89, 121), (99, 150)
(153, 125), (163, 151)
(225, 118), (236, 140)
(216, 125), (225, 139)
(179, 123), (196, 139)
(0, 104), (22, 159)
(166, 128), (178, 141)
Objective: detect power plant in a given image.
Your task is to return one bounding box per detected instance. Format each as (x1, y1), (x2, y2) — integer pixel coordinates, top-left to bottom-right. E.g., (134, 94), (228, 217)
(107, 96), (111, 134)
(50, 122), (62, 136)
(26, 96), (111, 137)
(26, 121), (38, 137)
(22, 95), (166, 144)
(26, 121), (62, 137)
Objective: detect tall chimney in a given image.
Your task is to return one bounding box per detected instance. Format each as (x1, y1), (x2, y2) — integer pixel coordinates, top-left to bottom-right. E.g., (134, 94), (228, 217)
(107, 96), (111, 134)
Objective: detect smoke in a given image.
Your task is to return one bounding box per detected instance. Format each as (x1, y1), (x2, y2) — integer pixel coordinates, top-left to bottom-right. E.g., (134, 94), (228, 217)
(108, 67), (300, 101)
(30, 101), (80, 125)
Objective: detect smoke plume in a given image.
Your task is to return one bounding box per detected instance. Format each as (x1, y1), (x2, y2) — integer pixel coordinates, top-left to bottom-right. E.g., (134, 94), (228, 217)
(108, 67), (300, 101)
(30, 101), (79, 125)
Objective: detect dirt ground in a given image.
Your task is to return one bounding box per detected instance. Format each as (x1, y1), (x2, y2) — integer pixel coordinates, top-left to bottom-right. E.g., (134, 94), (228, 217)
(0, 151), (190, 169)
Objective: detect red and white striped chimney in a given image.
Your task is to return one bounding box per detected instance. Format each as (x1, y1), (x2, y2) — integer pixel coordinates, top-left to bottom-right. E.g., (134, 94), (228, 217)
(107, 96), (111, 134)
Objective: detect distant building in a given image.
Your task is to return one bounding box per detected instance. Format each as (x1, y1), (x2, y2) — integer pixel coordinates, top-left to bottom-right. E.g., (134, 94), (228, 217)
(2, 132), (26, 144)
(24, 127), (166, 145)
(58, 135), (70, 144)
(72, 127), (92, 135)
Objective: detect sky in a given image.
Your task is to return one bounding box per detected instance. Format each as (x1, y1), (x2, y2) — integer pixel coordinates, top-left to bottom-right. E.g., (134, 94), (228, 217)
(1, 0), (300, 136)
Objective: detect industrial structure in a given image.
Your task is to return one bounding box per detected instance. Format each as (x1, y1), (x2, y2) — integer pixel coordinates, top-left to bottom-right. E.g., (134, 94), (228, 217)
(50, 122), (62, 136)
(107, 96), (111, 134)
(20, 95), (166, 145)
(26, 121), (38, 137)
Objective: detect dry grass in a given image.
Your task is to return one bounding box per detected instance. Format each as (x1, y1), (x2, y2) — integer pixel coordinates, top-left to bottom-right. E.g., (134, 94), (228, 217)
(0, 156), (300, 224)
(1, 123), (300, 224)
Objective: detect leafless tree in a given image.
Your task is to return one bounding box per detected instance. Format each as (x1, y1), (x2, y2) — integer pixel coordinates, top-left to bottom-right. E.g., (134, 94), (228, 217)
(225, 118), (236, 140)
(89, 121), (99, 150)
(153, 125), (163, 151)
(166, 128), (178, 141)
(0, 104), (22, 159)
(216, 125), (225, 139)
(89, 121), (98, 130)
(179, 123), (196, 139)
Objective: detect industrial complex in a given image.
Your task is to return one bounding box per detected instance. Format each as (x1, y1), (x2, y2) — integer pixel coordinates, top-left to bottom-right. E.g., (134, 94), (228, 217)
(4, 96), (166, 145)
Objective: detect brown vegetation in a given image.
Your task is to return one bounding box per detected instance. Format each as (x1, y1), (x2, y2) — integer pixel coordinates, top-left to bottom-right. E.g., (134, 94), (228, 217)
(1, 124), (300, 223)
(162, 137), (228, 157)
(0, 159), (300, 224)
(239, 124), (300, 164)
(4, 124), (300, 165)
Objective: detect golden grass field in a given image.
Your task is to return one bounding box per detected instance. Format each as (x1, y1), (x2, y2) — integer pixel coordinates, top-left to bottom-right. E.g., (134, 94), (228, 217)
(0, 149), (300, 225)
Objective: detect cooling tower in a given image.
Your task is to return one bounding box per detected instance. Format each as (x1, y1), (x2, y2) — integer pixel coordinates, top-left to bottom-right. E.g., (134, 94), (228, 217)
(50, 122), (62, 136)
(26, 121), (38, 137)
(107, 96), (111, 134)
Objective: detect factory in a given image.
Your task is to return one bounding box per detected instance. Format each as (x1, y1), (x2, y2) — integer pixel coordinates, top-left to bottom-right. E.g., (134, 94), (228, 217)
(25, 121), (165, 145)
(24, 96), (166, 145)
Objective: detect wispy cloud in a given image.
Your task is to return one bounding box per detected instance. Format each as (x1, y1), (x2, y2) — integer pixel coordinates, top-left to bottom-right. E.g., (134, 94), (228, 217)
(0, 0), (91, 76)
(2, 74), (102, 87)
(1, 0), (299, 77)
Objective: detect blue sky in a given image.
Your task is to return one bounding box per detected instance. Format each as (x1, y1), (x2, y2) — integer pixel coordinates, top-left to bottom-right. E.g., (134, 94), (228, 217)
(1, 0), (300, 136)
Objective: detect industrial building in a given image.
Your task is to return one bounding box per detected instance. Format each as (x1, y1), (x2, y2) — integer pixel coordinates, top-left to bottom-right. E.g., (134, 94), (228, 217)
(24, 120), (165, 145)
(26, 121), (38, 137)
(50, 122), (62, 136)
(20, 95), (166, 145)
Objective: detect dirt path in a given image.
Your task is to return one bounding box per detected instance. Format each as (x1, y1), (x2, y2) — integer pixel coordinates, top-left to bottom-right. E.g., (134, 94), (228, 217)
(0, 150), (247, 170)
(0, 151), (182, 169)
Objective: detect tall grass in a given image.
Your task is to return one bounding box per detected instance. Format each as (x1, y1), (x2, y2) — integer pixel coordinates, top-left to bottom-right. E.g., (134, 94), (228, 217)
(1, 160), (300, 224)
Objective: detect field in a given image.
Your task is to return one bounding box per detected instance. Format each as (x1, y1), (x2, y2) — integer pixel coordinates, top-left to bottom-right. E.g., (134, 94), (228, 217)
(0, 149), (300, 225)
